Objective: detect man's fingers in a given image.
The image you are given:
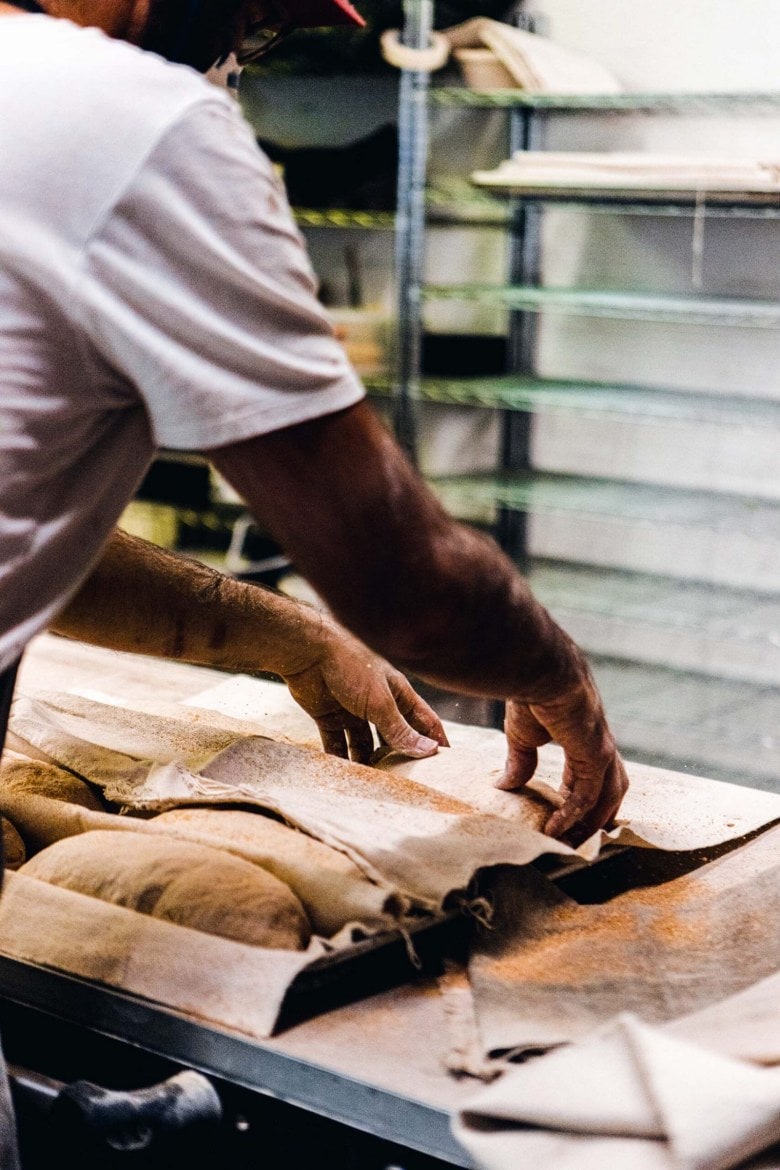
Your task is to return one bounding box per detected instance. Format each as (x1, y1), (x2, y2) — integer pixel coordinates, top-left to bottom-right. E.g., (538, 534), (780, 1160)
(369, 681), (440, 759)
(496, 742), (539, 790)
(345, 719), (376, 766)
(389, 675), (450, 747)
(316, 717), (349, 760)
(497, 701), (551, 790)
(543, 752), (629, 842)
(557, 755), (629, 846)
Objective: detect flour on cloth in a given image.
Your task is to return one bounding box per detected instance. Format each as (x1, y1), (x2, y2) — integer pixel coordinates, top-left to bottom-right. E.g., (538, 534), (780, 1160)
(467, 825), (780, 1057)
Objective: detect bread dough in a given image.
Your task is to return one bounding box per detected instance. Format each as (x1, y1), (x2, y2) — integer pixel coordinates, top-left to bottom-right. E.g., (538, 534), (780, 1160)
(21, 830), (311, 950)
(0, 757), (105, 811)
(1, 816), (25, 871)
(149, 807), (399, 936)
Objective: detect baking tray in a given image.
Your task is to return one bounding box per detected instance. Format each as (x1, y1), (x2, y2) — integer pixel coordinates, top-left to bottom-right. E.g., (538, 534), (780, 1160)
(279, 909), (470, 1027)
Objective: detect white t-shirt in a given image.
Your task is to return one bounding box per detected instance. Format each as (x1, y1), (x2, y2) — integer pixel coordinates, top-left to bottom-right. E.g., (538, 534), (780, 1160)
(0, 15), (365, 672)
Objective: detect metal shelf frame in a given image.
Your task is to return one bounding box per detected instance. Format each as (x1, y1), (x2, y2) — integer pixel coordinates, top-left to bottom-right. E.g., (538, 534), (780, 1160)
(392, 9), (780, 469)
(421, 284), (780, 328)
(430, 89), (780, 112)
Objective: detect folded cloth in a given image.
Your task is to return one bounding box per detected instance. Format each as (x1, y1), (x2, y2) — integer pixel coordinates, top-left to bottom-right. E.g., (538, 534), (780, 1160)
(0, 872), (319, 1041)
(472, 151), (780, 193)
(440, 18), (621, 94)
(669, 970), (780, 1067)
(454, 1013), (780, 1170)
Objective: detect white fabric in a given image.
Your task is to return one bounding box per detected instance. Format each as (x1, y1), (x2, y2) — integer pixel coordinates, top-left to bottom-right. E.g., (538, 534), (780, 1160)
(473, 151), (780, 193)
(0, 15), (364, 673)
(455, 1014), (780, 1170)
(440, 19), (621, 94)
(670, 972), (780, 1066)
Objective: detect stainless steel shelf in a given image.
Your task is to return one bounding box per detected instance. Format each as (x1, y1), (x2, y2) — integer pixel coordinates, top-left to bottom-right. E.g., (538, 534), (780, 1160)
(469, 185), (780, 213)
(366, 374), (780, 424)
(530, 560), (780, 686)
(430, 89), (780, 112)
(422, 284), (780, 327)
(429, 471), (780, 534)
(587, 656), (780, 789)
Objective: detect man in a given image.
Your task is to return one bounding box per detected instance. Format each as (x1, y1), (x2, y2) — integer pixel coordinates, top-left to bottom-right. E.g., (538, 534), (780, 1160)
(0, 0), (629, 1157)
(0, 0), (628, 839)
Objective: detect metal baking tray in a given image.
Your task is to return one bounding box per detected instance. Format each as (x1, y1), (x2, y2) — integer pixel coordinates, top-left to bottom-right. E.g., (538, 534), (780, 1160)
(279, 909), (470, 1027)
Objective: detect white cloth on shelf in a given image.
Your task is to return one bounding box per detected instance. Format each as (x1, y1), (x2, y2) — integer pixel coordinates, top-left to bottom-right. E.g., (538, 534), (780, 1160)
(472, 151), (780, 193)
(441, 19), (621, 94)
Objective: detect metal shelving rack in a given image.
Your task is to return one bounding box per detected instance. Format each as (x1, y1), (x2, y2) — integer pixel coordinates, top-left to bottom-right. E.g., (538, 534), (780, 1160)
(390, 0), (780, 778)
(391, 11), (780, 554)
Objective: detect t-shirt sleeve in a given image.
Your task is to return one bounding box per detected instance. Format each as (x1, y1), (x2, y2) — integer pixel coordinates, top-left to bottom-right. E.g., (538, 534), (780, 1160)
(76, 98), (365, 450)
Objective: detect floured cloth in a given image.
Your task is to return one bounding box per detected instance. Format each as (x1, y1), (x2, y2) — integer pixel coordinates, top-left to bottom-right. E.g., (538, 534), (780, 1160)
(5, 663), (780, 1051)
(178, 673), (780, 859)
(440, 18), (621, 94)
(466, 825), (780, 1058)
(7, 691), (577, 911)
(0, 872), (319, 1040)
(454, 1013), (780, 1170)
(0, 786), (404, 940)
(472, 151), (780, 195)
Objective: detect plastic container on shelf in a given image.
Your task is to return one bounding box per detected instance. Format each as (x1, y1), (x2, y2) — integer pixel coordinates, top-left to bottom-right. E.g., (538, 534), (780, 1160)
(327, 306), (392, 377)
(453, 48), (516, 91)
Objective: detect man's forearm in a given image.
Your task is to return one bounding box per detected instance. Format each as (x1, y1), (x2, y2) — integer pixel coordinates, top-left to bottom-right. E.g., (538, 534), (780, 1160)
(51, 529), (324, 677)
(210, 404), (582, 705)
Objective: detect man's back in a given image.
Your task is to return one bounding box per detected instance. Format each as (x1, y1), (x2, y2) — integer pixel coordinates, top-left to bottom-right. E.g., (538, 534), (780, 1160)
(0, 13), (363, 673)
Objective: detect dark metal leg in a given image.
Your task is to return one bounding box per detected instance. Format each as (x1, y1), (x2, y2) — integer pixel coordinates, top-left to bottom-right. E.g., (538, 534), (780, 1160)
(393, 0), (434, 464)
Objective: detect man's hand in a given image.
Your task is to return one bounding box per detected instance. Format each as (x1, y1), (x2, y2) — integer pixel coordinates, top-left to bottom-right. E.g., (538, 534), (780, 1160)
(497, 664), (629, 845)
(281, 617), (448, 765)
(210, 404), (630, 840)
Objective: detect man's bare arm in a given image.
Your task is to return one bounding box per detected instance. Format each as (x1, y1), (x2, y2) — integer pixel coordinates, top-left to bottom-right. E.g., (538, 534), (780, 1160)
(51, 529), (447, 764)
(209, 400), (628, 841)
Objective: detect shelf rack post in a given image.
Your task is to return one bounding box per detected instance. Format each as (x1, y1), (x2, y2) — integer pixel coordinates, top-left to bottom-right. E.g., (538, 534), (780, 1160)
(393, 0), (434, 463)
(497, 5), (545, 574)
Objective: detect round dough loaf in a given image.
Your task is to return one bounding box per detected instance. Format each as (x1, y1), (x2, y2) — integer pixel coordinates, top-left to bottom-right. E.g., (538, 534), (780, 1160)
(20, 830), (311, 950)
(149, 807), (394, 937)
(1, 816), (26, 871)
(0, 757), (105, 811)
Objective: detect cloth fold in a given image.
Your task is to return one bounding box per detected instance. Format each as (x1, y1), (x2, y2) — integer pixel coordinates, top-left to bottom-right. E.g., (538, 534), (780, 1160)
(455, 1014), (780, 1170)
(440, 18), (621, 94)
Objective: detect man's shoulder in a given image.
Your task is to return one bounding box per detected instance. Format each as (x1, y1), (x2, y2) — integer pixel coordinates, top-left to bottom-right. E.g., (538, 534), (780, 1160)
(6, 16), (227, 152)
(0, 15), (233, 242)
